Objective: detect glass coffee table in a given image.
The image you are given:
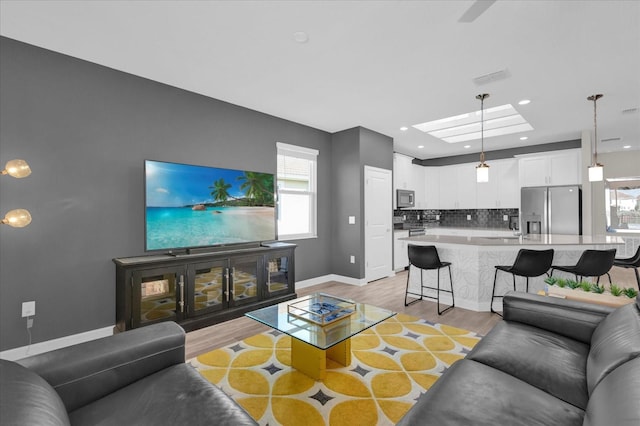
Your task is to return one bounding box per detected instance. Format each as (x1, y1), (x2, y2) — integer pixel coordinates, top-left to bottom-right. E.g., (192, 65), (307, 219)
(245, 293), (396, 381)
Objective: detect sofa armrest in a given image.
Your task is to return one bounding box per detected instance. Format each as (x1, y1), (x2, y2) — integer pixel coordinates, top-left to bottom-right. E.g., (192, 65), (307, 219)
(503, 291), (614, 344)
(18, 322), (185, 412)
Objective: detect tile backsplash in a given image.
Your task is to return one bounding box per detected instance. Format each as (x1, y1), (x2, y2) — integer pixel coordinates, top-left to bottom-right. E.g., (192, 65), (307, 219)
(394, 208), (519, 229)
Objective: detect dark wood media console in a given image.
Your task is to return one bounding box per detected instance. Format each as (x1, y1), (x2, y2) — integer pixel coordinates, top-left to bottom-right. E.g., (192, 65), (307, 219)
(114, 242), (296, 332)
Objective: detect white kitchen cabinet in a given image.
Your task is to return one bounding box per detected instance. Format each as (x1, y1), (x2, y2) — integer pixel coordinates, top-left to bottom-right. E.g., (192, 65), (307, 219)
(424, 167), (440, 209)
(411, 164), (425, 209)
(393, 230), (409, 271)
(438, 163), (477, 209)
(476, 158), (519, 208)
(393, 153), (413, 191)
(393, 153), (414, 210)
(518, 149), (581, 187)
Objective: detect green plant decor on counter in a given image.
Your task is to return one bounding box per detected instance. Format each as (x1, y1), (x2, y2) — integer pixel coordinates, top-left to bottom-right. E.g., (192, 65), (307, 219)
(566, 280), (580, 290)
(610, 284), (624, 297)
(623, 288), (639, 299)
(545, 279), (637, 299)
(579, 281), (593, 292)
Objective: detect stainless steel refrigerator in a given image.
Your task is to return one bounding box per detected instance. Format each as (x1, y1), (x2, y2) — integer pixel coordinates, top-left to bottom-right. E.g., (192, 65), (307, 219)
(521, 186), (582, 235)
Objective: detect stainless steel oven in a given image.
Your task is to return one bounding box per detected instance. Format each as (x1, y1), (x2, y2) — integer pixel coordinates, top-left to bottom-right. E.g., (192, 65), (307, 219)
(397, 189), (415, 208)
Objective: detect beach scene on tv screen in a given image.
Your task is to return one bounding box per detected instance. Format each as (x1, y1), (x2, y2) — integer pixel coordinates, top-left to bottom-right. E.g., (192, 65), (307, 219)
(145, 161), (276, 251)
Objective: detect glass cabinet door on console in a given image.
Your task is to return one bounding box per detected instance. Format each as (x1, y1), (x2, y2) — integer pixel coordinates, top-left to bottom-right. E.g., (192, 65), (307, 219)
(187, 260), (229, 317)
(264, 250), (293, 298)
(230, 255), (261, 307)
(132, 266), (186, 328)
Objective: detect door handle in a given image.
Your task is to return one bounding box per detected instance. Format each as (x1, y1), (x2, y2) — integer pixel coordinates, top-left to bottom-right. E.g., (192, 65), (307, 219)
(178, 275), (185, 313)
(225, 268), (230, 302)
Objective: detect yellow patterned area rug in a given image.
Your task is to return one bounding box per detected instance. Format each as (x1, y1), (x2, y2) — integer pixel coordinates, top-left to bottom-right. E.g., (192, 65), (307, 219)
(190, 314), (481, 426)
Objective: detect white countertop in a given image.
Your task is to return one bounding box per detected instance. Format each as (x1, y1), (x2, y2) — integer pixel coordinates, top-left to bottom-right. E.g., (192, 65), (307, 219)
(400, 233), (625, 246)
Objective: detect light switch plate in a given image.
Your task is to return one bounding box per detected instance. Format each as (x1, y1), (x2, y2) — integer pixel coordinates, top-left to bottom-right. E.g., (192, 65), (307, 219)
(22, 301), (35, 317)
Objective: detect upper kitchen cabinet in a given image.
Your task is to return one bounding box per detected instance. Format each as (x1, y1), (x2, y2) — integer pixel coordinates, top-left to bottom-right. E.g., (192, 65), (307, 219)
(393, 153), (413, 191)
(424, 167), (440, 209)
(476, 158), (520, 209)
(439, 163), (477, 209)
(518, 149), (581, 187)
(411, 164), (425, 209)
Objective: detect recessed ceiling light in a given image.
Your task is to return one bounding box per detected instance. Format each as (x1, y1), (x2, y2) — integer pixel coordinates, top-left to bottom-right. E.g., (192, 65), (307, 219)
(412, 104), (534, 143)
(418, 145), (424, 149)
(623, 145), (631, 149)
(464, 145), (471, 149)
(520, 136), (528, 140)
(400, 126), (408, 131)
(518, 99), (531, 105)
(293, 31), (309, 43)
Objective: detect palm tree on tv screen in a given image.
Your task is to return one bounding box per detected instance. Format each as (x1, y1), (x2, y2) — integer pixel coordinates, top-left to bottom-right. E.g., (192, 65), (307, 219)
(238, 172), (274, 206)
(209, 178), (232, 206)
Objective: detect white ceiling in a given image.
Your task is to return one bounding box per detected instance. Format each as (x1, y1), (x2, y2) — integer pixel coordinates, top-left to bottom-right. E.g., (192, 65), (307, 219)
(1, 0), (639, 160)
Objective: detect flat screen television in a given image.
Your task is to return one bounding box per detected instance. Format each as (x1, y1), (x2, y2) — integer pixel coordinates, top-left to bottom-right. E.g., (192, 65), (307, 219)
(145, 160), (276, 252)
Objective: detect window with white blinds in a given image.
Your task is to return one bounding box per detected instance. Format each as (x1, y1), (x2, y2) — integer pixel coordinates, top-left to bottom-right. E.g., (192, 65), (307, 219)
(276, 142), (318, 240)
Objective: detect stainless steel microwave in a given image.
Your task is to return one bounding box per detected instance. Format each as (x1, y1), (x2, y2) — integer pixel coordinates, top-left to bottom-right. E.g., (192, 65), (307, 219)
(397, 189), (415, 208)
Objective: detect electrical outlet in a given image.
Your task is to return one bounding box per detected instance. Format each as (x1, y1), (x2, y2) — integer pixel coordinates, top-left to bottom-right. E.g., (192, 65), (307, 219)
(503, 215), (509, 221)
(348, 216), (356, 225)
(467, 215), (471, 221)
(350, 255), (355, 264)
(22, 301), (35, 317)
(435, 215), (440, 220)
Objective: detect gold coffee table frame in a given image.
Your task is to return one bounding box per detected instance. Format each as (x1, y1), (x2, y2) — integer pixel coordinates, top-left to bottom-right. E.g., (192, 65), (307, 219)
(245, 293), (396, 380)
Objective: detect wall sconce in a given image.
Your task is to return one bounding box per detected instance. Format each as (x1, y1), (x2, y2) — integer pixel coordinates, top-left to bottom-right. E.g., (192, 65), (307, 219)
(2, 159), (32, 178)
(1, 159), (32, 228)
(587, 94), (604, 182)
(476, 93), (490, 183)
(1, 209), (32, 228)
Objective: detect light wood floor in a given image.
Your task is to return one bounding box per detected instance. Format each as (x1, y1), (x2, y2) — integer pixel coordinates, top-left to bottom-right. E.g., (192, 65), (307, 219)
(185, 270), (502, 359)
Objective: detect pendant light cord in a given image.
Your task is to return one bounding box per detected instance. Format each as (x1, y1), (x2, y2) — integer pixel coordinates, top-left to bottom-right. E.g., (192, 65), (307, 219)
(476, 93), (489, 164)
(588, 94), (603, 165)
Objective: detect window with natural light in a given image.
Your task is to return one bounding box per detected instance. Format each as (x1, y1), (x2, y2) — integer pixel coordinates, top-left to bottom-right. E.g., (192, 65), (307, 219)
(606, 177), (640, 233)
(276, 142), (318, 240)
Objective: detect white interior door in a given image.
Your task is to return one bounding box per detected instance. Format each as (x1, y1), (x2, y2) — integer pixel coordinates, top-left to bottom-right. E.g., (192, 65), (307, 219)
(365, 165), (393, 282)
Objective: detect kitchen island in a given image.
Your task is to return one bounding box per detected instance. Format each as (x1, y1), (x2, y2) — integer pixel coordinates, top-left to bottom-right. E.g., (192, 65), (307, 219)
(400, 233), (625, 312)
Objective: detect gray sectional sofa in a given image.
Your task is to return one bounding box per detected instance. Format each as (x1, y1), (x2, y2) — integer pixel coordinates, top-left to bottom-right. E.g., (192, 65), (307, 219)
(0, 322), (257, 425)
(397, 291), (640, 426)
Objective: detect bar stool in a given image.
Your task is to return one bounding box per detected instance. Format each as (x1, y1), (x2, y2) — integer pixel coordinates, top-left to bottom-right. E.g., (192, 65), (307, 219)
(404, 244), (455, 315)
(613, 246), (640, 287)
(550, 249), (616, 284)
(491, 249), (554, 315)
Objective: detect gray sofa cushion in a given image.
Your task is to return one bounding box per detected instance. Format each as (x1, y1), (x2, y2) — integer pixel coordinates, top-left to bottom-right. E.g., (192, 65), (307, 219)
(586, 301), (640, 394)
(18, 321), (185, 412)
(466, 321), (590, 409)
(68, 363), (257, 425)
(583, 357), (640, 426)
(0, 359), (70, 426)
(395, 359), (584, 426)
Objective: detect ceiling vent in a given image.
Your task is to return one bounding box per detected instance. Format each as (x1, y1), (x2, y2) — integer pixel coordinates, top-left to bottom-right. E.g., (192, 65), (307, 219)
(601, 137), (622, 143)
(473, 68), (510, 85)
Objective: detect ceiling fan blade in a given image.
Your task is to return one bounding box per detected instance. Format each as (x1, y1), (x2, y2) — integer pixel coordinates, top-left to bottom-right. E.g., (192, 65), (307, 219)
(458, 0), (497, 23)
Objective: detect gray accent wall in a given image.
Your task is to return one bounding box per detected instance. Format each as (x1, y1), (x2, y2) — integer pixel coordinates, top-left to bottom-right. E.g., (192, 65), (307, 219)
(330, 127), (393, 278)
(0, 37), (337, 350)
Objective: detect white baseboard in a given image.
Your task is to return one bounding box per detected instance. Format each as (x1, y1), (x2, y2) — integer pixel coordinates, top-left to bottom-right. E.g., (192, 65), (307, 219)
(296, 274), (369, 289)
(0, 326), (114, 361)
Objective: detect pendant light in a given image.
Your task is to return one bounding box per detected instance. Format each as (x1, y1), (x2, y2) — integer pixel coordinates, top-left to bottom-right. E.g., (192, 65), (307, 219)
(587, 94), (604, 182)
(476, 93), (490, 183)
